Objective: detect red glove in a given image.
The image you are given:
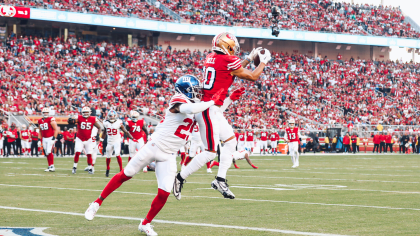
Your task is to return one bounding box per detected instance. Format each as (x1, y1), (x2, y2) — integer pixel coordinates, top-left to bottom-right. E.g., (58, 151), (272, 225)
(211, 89), (224, 103)
(229, 87), (245, 101)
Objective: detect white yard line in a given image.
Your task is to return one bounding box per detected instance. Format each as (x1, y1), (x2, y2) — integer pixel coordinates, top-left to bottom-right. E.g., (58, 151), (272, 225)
(0, 206), (350, 236)
(1, 184), (419, 212)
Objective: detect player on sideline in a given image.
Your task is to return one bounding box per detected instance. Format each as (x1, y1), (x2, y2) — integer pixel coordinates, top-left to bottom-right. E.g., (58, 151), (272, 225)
(173, 32), (271, 200)
(270, 129), (279, 155)
(102, 110), (133, 177)
(127, 110), (148, 164)
(38, 107), (59, 172)
(259, 129), (268, 155)
(285, 119), (301, 168)
(232, 147), (258, 169)
(20, 125), (31, 156)
(246, 128), (254, 152)
(69, 107), (103, 174)
(85, 75), (225, 236)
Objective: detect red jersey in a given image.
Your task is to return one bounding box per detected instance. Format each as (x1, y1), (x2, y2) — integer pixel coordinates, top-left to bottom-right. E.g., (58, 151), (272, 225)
(21, 130), (30, 140)
(260, 131), (268, 141)
(31, 131), (39, 141)
(62, 131), (69, 141)
(7, 129), (18, 142)
(238, 133), (245, 141)
(270, 133), (279, 142)
(246, 131), (254, 141)
(202, 52), (242, 105)
(285, 127), (299, 142)
(76, 115), (97, 141)
(38, 117), (55, 138)
(235, 132), (240, 141)
(127, 119), (145, 141)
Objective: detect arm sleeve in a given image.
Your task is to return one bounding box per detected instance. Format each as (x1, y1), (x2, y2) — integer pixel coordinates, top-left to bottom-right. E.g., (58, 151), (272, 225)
(219, 97), (233, 113)
(179, 101), (215, 114)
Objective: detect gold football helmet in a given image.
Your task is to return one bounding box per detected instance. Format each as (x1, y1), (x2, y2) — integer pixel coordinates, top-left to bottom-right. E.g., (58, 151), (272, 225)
(212, 32), (240, 56)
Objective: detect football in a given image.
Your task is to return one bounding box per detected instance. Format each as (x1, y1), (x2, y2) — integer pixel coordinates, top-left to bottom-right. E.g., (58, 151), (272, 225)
(253, 49), (265, 67)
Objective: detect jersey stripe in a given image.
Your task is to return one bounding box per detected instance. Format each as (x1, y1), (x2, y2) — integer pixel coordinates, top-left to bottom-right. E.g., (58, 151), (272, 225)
(227, 60), (241, 70)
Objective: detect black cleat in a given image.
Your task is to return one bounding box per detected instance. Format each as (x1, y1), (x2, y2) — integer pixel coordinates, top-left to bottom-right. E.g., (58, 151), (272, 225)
(106, 169), (109, 177)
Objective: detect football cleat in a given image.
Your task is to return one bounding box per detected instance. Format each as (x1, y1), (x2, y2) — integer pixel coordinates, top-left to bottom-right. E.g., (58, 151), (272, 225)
(207, 168), (212, 173)
(44, 166), (50, 172)
(72, 167), (77, 174)
(172, 173), (184, 200)
(138, 220), (158, 236)
(49, 166), (55, 172)
(211, 178), (235, 199)
(84, 166), (90, 171)
(105, 169), (110, 177)
(88, 167), (94, 175)
(85, 202), (100, 221)
(143, 166), (148, 173)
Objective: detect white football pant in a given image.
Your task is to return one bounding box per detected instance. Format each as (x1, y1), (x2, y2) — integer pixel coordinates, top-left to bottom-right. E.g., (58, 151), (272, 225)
(75, 137), (94, 154)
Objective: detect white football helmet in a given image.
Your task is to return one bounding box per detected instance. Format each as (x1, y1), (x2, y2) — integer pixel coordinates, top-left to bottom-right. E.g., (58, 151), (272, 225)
(42, 107), (50, 118)
(22, 124), (27, 130)
(107, 110), (118, 123)
(130, 110), (140, 122)
(82, 106), (91, 118)
(289, 119), (295, 128)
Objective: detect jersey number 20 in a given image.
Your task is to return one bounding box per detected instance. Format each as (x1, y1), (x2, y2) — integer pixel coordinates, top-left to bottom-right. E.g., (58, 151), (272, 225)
(203, 67), (216, 90)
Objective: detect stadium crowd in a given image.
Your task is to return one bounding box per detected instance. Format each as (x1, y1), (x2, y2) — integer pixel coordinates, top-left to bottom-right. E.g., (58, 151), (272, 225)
(4, 0), (419, 38)
(1, 35), (420, 130)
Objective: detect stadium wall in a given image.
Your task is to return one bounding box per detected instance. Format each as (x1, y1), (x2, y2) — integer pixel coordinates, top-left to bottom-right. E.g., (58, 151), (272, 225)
(158, 33), (389, 60)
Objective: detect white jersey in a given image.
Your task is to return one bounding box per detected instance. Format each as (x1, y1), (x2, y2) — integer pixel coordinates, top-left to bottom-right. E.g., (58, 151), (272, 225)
(91, 126), (98, 141)
(151, 94), (195, 153)
(232, 149), (250, 161)
(103, 119), (123, 144)
(191, 124), (202, 142)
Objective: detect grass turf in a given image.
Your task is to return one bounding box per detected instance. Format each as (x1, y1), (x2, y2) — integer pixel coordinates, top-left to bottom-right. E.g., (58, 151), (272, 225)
(0, 154), (419, 235)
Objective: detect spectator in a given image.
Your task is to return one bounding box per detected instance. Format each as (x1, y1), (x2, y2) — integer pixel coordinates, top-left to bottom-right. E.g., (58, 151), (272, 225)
(343, 133), (350, 153)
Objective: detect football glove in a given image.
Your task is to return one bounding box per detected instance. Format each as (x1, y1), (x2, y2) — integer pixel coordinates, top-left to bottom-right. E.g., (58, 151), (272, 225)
(246, 47), (262, 62)
(211, 88), (224, 104)
(258, 49), (272, 64)
(229, 87), (246, 101)
(52, 136), (55, 141)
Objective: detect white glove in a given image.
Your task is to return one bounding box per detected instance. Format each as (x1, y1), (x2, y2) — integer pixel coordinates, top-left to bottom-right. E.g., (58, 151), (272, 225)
(246, 47), (262, 62)
(258, 49), (272, 64)
(37, 141), (41, 146)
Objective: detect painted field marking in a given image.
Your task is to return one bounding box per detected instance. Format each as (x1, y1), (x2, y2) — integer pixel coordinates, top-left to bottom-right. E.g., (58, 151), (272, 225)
(1, 184), (420, 211)
(0, 206), (350, 236)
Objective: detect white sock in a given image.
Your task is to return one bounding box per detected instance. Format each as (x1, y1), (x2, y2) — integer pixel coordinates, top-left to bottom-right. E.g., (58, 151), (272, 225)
(291, 152), (295, 165)
(295, 152), (299, 165)
(180, 151), (215, 179)
(73, 163), (78, 168)
(217, 139), (237, 179)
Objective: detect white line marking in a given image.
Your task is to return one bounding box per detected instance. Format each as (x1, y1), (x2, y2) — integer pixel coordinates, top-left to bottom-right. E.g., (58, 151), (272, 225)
(0, 206), (349, 236)
(1, 184), (419, 211)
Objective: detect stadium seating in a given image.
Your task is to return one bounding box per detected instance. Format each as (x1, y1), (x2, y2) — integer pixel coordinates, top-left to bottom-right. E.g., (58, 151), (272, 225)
(4, 0), (419, 38)
(0, 35), (419, 129)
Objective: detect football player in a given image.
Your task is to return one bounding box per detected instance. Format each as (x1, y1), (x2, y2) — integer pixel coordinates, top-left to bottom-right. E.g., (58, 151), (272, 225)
(259, 129), (268, 155)
(38, 108), (59, 172)
(174, 32), (271, 199)
(284, 119), (301, 168)
(19, 125), (31, 156)
(232, 147), (258, 169)
(101, 110), (133, 177)
(126, 110), (148, 164)
(246, 129), (254, 152)
(85, 75), (231, 235)
(269, 129), (279, 155)
(84, 125), (100, 174)
(68, 107), (103, 174)
(237, 130), (245, 151)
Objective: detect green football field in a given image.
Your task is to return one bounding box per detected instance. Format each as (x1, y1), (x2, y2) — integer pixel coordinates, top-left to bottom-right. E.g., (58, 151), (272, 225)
(1, 154), (420, 236)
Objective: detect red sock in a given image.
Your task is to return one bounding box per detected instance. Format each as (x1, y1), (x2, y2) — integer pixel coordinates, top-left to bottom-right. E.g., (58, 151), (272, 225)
(95, 170), (132, 206)
(92, 164), (95, 166)
(180, 152), (186, 165)
(206, 162), (211, 168)
(128, 157), (131, 162)
(260, 149), (263, 153)
(142, 188), (170, 225)
(74, 152), (81, 163)
(87, 154), (92, 165)
(184, 156), (191, 165)
(46, 154), (51, 166)
(49, 153), (54, 165)
(116, 155), (123, 171)
(210, 161), (219, 168)
(106, 158), (111, 170)
(251, 164), (258, 169)
(234, 163), (240, 169)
